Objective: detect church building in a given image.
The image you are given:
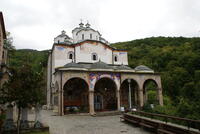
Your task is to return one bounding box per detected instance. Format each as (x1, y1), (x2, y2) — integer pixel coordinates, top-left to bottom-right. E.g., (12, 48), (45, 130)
(47, 22), (163, 115)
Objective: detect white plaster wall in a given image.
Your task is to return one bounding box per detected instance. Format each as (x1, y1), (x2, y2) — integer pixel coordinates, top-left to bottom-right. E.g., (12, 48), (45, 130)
(113, 51), (128, 65)
(75, 42), (113, 64)
(54, 46), (74, 67)
(54, 36), (73, 44)
(74, 29), (100, 43)
(54, 36), (65, 43)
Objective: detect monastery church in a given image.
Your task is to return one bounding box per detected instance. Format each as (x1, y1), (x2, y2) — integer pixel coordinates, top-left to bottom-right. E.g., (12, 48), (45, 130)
(47, 22), (163, 115)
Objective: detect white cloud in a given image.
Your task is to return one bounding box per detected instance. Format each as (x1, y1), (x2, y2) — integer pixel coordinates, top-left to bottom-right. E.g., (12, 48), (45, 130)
(0, 0), (200, 50)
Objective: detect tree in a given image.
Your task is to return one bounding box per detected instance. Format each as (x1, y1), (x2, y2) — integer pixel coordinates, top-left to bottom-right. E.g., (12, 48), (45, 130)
(0, 63), (44, 134)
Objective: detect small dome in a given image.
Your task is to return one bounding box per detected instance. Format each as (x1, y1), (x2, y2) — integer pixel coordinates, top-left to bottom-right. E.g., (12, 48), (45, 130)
(63, 62), (84, 68)
(79, 22), (84, 27)
(117, 65), (133, 70)
(57, 30), (70, 39)
(135, 65), (154, 72)
(91, 61), (112, 69)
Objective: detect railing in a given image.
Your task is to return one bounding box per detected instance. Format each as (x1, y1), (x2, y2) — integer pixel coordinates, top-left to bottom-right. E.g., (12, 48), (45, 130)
(132, 111), (200, 131)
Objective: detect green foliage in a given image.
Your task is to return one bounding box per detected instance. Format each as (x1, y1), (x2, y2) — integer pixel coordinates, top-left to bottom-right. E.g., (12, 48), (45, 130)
(0, 64), (45, 107)
(112, 36), (200, 120)
(147, 90), (157, 104)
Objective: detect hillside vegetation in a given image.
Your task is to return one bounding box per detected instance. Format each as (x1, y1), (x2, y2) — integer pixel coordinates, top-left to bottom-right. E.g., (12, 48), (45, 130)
(112, 36), (200, 119)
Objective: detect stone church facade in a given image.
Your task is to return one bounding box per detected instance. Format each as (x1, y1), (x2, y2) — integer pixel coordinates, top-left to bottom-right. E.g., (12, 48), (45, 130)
(47, 22), (163, 115)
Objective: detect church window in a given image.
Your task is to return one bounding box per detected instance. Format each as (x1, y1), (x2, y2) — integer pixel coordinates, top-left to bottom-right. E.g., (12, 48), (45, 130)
(92, 53), (98, 61)
(90, 34), (92, 39)
(68, 51), (74, 59)
(82, 34), (84, 40)
(114, 55), (118, 62)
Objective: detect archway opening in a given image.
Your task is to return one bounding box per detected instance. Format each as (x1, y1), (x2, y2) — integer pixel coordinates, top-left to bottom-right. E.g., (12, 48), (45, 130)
(63, 78), (89, 114)
(120, 79), (139, 110)
(143, 79), (159, 106)
(94, 78), (117, 112)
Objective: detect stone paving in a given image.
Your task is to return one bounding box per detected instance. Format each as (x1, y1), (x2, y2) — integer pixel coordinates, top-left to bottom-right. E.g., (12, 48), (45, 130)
(38, 110), (151, 134)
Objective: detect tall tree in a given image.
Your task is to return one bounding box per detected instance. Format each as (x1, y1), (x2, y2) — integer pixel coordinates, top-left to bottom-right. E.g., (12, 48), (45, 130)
(0, 63), (44, 134)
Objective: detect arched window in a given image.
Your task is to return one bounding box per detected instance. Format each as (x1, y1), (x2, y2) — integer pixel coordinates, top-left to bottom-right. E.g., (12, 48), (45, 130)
(114, 55), (118, 62)
(68, 51), (74, 59)
(90, 34), (92, 39)
(92, 53), (98, 61)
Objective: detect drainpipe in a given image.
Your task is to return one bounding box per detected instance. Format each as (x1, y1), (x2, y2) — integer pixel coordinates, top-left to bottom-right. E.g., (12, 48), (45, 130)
(60, 71), (63, 116)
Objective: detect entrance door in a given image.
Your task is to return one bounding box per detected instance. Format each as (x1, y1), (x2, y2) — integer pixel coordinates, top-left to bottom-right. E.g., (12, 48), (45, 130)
(94, 95), (103, 111)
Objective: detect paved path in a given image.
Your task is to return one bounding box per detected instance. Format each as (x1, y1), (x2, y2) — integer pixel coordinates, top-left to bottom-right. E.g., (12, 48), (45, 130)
(39, 110), (151, 134)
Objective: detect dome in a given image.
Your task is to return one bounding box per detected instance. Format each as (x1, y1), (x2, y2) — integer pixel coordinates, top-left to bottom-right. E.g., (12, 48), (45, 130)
(135, 65), (154, 72)
(57, 30), (71, 39)
(117, 65), (133, 70)
(91, 61), (112, 69)
(63, 62), (84, 68)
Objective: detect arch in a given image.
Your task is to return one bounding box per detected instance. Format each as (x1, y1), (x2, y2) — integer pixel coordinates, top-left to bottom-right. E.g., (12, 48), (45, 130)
(91, 53), (98, 61)
(68, 51), (74, 59)
(63, 77), (89, 114)
(143, 79), (159, 105)
(120, 79), (139, 110)
(94, 77), (117, 112)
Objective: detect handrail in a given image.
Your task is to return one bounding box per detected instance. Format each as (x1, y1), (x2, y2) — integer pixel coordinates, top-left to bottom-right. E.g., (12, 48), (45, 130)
(131, 111), (200, 130)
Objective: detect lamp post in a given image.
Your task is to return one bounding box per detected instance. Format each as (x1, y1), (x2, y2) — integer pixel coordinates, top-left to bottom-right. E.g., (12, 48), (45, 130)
(128, 79), (132, 110)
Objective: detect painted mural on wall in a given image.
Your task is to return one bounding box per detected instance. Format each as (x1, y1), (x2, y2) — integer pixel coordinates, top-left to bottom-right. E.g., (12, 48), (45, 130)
(89, 73), (120, 89)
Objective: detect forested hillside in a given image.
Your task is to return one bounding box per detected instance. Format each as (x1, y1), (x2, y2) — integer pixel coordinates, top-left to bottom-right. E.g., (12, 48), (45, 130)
(9, 49), (49, 71)
(112, 37), (200, 119)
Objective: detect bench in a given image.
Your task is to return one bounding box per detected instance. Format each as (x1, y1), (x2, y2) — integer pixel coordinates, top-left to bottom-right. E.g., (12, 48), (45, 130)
(120, 116), (139, 124)
(157, 129), (176, 134)
(139, 122), (155, 129)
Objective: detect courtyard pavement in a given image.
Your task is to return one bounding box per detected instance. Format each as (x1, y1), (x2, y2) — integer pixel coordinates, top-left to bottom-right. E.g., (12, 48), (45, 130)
(38, 110), (152, 134)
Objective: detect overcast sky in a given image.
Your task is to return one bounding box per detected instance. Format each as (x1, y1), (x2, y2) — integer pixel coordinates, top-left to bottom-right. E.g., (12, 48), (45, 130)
(1, 0), (200, 50)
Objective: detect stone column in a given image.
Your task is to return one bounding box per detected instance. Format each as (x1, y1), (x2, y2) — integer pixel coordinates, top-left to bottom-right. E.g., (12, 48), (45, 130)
(138, 89), (144, 108)
(3, 106), (16, 131)
(117, 90), (121, 111)
(89, 91), (95, 115)
(34, 105), (43, 128)
(158, 88), (163, 106)
(20, 108), (29, 129)
(6, 106), (13, 120)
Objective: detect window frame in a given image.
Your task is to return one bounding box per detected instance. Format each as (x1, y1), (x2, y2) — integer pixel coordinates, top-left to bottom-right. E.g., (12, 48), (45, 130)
(91, 53), (98, 61)
(114, 55), (118, 62)
(68, 51), (74, 59)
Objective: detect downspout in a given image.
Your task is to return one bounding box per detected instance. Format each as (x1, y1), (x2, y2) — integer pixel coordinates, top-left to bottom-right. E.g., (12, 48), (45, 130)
(74, 46), (76, 63)
(60, 71), (63, 116)
(112, 50), (114, 65)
